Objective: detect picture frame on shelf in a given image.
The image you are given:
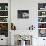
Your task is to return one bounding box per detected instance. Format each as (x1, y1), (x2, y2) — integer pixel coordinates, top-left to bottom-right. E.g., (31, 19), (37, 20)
(38, 3), (46, 10)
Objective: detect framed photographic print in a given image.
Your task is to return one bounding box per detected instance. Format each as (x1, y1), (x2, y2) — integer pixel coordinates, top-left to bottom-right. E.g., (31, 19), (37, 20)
(17, 10), (29, 19)
(38, 3), (46, 10)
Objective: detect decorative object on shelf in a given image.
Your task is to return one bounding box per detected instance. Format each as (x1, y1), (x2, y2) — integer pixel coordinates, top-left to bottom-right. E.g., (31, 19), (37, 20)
(45, 6), (46, 9)
(40, 8), (45, 10)
(38, 23), (46, 28)
(0, 17), (8, 22)
(0, 3), (8, 10)
(42, 12), (45, 15)
(17, 10), (29, 19)
(19, 35), (29, 40)
(0, 6), (1, 10)
(0, 11), (8, 16)
(29, 25), (35, 30)
(11, 23), (16, 30)
(0, 23), (8, 30)
(39, 29), (46, 37)
(0, 24), (8, 37)
(5, 6), (8, 10)
(38, 11), (46, 16)
(38, 17), (46, 22)
(38, 3), (46, 10)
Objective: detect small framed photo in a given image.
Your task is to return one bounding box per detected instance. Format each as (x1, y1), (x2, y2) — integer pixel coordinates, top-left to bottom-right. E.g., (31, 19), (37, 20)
(17, 10), (29, 19)
(38, 3), (46, 10)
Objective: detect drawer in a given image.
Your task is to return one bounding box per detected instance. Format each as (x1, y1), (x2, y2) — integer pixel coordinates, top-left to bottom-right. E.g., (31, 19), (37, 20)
(0, 37), (8, 45)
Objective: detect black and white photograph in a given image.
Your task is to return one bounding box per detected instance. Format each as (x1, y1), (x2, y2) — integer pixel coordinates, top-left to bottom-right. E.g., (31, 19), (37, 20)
(17, 10), (29, 19)
(38, 3), (46, 10)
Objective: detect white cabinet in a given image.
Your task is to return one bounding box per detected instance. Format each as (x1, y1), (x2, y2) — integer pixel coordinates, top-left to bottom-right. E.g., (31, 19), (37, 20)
(0, 0), (11, 45)
(38, 37), (46, 46)
(0, 35), (8, 45)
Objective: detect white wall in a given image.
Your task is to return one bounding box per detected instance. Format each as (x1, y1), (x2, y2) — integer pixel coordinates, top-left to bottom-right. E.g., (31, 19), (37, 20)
(11, 0), (38, 30)
(11, 0), (46, 29)
(11, 0), (46, 46)
(11, 0), (38, 45)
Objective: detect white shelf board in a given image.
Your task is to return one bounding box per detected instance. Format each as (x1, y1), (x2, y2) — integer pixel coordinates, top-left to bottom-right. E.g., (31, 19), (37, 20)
(38, 10), (46, 11)
(38, 22), (46, 23)
(0, 10), (8, 11)
(38, 16), (46, 17)
(0, 22), (8, 23)
(38, 28), (46, 29)
(0, 16), (8, 17)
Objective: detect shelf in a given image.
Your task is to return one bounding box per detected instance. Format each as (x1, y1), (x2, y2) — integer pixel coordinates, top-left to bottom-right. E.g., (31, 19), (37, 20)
(38, 10), (46, 11)
(38, 28), (46, 29)
(0, 16), (8, 17)
(0, 22), (8, 23)
(38, 15), (46, 17)
(38, 22), (46, 23)
(0, 10), (8, 11)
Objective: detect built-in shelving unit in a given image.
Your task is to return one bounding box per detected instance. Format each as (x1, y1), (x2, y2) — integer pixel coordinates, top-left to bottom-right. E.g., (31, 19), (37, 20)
(38, 3), (46, 37)
(0, 3), (8, 37)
